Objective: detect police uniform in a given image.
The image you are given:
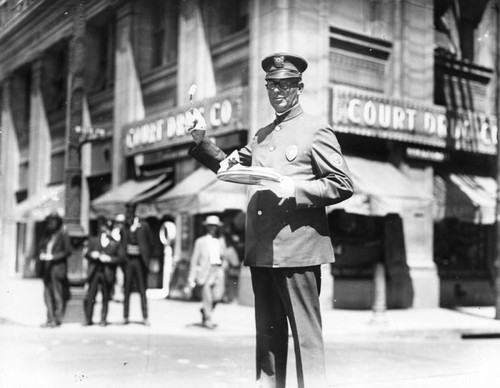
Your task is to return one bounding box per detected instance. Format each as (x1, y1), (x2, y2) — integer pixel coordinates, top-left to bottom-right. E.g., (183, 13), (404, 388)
(189, 53), (354, 388)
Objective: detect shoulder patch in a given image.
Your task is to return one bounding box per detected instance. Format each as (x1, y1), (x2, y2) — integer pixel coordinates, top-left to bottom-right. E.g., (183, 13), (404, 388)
(330, 153), (344, 167)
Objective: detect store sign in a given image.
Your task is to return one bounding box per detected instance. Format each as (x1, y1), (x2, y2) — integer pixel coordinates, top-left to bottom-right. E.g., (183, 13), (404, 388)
(405, 147), (447, 162)
(123, 88), (245, 156)
(331, 86), (498, 155)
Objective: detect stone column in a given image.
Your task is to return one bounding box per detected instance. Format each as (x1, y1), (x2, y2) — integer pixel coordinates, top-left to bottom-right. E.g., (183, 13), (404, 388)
(249, 0), (330, 132)
(113, 1), (145, 187)
(19, 56), (52, 277)
(0, 78), (20, 276)
(247, 0), (334, 307)
(401, 165), (439, 308)
(177, 0), (216, 103)
(392, 0), (438, 308)
(29, 57), (51, 197)
(389, 0), (434, 102)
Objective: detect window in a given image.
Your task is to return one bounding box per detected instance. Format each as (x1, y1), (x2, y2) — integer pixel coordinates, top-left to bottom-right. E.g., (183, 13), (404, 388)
(150, 0), (179, 69)
(204, 0), (249, 45)
(434, 0), (489, 61)
(86, 13), (115, 92)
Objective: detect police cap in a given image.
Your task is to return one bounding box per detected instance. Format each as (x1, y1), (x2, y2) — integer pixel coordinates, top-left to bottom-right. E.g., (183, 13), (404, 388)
(261, 52), (308, 80)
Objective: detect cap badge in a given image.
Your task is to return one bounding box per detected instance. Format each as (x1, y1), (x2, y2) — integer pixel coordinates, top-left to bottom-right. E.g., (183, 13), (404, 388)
(273, 55), (285, 68)
(286, 145), (298, 162)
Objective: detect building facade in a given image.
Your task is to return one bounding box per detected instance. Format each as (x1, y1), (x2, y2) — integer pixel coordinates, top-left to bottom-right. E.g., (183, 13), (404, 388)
(0, 0), (499, 308)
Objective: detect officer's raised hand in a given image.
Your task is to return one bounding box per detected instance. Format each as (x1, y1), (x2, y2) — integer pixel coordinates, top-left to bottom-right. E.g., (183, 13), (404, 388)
(184, 108), (206, 144)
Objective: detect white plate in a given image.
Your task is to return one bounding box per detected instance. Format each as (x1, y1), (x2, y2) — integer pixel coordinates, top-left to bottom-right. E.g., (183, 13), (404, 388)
(217, 167), (282, 185)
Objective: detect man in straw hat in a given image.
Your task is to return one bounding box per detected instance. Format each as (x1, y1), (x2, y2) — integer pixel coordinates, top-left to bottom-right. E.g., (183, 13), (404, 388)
(186, 215), (228, 329)
(185, 53), (354, 387)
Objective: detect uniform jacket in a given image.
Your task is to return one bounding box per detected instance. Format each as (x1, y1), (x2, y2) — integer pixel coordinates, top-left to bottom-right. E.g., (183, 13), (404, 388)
(85, 234), (124, 283)
(121, 221), (153, 269)
(189, 104), (354, 267)
(188, 234), (228, 285)
(37, 228), (72, 276)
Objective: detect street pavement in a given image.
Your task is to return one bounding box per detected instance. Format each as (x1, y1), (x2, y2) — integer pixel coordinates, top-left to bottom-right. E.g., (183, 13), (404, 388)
(2, 276), (500, 388)
(2, 276), (500, 340)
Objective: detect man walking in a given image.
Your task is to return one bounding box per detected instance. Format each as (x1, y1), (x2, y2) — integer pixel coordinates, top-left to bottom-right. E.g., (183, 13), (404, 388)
(186, 215), (228, 329)
(185, 53), (354, 387)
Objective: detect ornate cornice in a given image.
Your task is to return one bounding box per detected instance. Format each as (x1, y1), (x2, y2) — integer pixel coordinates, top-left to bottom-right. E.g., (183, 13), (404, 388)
(0, 0), (113, 82)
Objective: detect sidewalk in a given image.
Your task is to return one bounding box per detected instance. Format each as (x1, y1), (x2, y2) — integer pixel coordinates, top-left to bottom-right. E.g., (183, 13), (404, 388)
(2, 276), (500, 340)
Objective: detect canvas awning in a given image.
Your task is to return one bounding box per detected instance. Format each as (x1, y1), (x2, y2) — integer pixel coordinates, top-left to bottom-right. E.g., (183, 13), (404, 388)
(91, 174), (170, 218)
(15, 185), (65, 222)
(137, 167), (248, 216)
(434, 174), (496, 224)
(329, 156), (432, 216)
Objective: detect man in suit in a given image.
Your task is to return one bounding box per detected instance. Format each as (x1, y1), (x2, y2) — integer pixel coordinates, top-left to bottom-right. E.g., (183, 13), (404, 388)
(37, 211), (73, 328)
(121, 203), (152, 325)
(186, 215), (228, 329)
(83, 218), (124, 326)
(185, 53), (354, 387)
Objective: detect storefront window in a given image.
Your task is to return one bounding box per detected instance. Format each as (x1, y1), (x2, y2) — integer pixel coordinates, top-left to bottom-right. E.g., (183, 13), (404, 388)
(329, 210), (384, 277)
(434, 219), (493, 278)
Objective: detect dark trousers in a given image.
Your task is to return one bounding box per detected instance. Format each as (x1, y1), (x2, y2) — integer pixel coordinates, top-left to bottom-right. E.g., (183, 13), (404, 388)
(123, 257), (148, 319)
(83, 270), (112, 324)
(42, 263), (67, 324)
(251, 266), (326, 388)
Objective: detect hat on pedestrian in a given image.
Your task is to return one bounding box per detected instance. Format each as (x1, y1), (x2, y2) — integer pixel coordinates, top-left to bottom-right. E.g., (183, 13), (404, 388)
(114, 213), (126, 223)
(202, 215), (223, 227)
(261, 52), (308, 80)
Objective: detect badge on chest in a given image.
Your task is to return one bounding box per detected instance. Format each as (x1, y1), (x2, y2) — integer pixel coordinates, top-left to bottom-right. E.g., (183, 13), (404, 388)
(286, 145), (298, 161)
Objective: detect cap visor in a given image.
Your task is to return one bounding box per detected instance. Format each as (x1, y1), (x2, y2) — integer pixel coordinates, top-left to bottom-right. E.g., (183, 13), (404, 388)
(265, 70), (301, 80)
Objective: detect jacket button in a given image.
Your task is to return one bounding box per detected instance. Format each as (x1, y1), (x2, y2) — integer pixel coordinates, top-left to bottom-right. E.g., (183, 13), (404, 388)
(275, 125), (281, 131)
(257, 210), (262, 215)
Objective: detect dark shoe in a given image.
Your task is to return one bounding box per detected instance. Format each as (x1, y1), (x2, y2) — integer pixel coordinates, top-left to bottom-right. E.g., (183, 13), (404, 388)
(82, 321), (93, 327)
(123, 318), (129, 325)
(99, 321), (107, 327)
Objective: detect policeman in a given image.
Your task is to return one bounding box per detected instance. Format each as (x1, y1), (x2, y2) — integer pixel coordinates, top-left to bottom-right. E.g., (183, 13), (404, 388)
(185, 52), (354, 388)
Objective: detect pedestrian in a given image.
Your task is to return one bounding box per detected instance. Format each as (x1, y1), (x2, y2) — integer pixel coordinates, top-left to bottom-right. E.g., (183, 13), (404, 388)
(83, 218), (124, 326)
(186, 215), (229, 329)
(36, 211), (72, 328)
(121, 204), (152, 325)
(184, 53), (354, 387)
(221, 223), (241, 303)
(111, 213), (127, 302)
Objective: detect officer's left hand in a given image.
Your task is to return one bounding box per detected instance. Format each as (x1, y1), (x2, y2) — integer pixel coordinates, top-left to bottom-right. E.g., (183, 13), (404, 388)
(260, 176), (295, 199)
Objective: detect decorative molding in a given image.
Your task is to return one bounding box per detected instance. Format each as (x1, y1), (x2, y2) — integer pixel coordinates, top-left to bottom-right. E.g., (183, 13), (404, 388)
(329, 25), (392, 93)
